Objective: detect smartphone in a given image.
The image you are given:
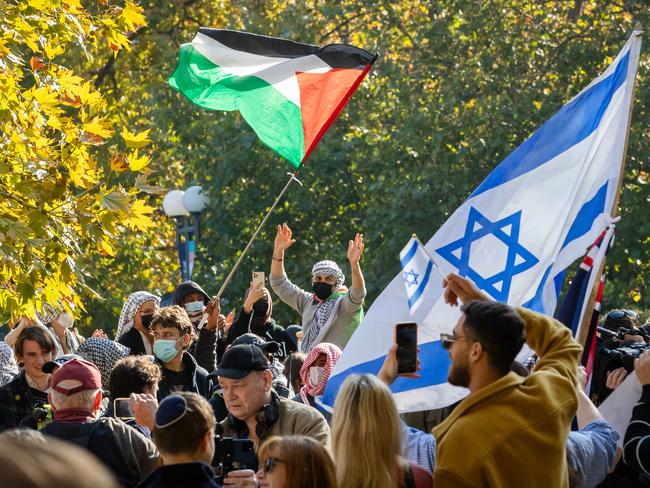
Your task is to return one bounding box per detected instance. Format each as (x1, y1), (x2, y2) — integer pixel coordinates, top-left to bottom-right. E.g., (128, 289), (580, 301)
(395, 322), (418, 375)
(252, 271), (265, 289)
(113, 398), (134, 419)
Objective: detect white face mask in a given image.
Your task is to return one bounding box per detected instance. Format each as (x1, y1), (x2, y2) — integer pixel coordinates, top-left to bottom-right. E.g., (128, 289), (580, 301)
(55, 312), (74, 329)
(309, 366), (325, 387)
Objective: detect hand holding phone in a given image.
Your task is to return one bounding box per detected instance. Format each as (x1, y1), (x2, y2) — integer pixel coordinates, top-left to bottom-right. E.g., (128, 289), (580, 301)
(113, 398), (134, 419)
(395, 322), (418, 375)
(252, 271), (265, 289)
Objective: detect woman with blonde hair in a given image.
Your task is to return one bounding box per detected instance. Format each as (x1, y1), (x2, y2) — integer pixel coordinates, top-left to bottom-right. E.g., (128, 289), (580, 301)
(331, 374), (432, 488)
(256, 435), (337, 488)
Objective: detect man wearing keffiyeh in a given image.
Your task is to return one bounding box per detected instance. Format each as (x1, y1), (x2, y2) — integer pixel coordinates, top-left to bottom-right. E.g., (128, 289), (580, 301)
(269, 223), (366, 353)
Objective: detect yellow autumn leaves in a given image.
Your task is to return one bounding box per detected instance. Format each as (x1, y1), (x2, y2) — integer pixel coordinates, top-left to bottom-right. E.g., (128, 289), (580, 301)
(0, 0), (153, 320)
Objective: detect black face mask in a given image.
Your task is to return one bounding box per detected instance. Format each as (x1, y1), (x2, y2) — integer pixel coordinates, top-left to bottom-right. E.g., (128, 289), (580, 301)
(141, 314), (154, 329)
(252, 300), (269, 317)
(312, 282), (334, 301)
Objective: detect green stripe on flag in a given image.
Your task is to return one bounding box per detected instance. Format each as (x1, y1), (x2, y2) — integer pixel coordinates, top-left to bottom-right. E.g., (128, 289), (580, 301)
(169, 44), (305, 167)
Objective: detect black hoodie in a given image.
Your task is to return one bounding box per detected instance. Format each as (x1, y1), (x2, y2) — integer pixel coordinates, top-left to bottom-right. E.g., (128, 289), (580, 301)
(171, 281), (217, 372)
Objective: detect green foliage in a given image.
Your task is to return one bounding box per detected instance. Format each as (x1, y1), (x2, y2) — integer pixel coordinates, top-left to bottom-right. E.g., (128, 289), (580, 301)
(65, 0), (647, 331)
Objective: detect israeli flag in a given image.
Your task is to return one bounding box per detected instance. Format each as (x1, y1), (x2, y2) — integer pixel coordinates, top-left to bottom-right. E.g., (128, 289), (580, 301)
(321, 29), (642, 413)
(400, 236), (439, 314)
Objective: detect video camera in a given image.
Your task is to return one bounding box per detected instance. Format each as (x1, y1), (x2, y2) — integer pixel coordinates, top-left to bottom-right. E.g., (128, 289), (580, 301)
(212, 434), (257, 483)
(591, 326), (650, 404)
(597, 326), (650, 371)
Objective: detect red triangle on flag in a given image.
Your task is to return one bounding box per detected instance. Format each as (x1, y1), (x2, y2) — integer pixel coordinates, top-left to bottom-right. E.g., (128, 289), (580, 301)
(296, 67), (370, 164)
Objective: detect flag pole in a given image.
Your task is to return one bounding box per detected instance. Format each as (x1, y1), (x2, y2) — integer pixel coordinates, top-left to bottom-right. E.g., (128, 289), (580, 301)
(214, 170), (300, 300)
(576, 23), (643, 348)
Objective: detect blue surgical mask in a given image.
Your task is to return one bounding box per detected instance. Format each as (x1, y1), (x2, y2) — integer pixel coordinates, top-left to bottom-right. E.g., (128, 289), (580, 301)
(184, 301), (204, 315)
(153, 337), (183, 363)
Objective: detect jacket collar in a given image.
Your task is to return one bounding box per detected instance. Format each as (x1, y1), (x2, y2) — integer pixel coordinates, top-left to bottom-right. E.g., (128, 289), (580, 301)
(434, 372), (524, 439)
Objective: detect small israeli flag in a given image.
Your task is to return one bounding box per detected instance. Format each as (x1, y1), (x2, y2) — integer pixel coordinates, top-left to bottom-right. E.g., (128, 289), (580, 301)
(400, 235), (436, 314)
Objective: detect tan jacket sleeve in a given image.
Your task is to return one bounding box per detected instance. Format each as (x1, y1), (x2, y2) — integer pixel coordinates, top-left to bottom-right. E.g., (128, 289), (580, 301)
(516, 307), (582, 389)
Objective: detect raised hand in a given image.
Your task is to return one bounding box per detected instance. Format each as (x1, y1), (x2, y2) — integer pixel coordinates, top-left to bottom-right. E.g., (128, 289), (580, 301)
(347, 233), (365, 266)
(205, 297), (221, 331)
(274, 223), (295, 254)
(243, 284), (268, 313)
(443, 273), (490, 306)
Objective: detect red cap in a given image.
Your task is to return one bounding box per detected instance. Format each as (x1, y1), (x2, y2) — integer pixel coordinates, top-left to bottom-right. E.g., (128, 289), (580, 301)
(51, 358), (102, 396)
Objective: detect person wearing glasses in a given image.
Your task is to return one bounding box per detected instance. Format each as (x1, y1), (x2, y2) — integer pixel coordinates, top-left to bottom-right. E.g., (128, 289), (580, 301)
(256, 435), (337, 488)
(431, 273), (581, 487)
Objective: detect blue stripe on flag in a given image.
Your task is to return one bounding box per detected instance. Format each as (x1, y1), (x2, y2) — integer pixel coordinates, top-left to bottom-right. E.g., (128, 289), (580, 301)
(400, 240), (418, 268)
(470, 50), (630, 198)
(321, 340), (451, 407)
(561, 182), (608, 249)
(407, 260), (433, 309)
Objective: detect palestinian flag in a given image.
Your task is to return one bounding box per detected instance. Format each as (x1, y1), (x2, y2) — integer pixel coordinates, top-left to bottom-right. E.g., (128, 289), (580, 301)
(168, 29), (377, 168)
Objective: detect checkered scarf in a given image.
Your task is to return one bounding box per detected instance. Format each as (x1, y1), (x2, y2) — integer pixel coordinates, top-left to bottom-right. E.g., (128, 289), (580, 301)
(311, 260), (345, 287)
(116, 291), (160, 338)
(0, 341), (18, 388)
(78, 338), (130, 391)
(299, 342), (341, 403)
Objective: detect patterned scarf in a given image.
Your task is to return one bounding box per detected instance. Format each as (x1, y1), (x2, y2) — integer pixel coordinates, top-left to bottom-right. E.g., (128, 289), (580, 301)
(77, 338), (130, 391)
(0, 341), (18, 388)
(304, 289), (347, 352)
(299, 342), (341, 404)
(116, 291), (160, 339)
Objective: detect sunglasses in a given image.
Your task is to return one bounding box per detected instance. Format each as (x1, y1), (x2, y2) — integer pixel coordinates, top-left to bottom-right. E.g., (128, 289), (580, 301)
(606, 309), (639, 320)
(440, 333), (468, 350)
(262, 457), (285, 474)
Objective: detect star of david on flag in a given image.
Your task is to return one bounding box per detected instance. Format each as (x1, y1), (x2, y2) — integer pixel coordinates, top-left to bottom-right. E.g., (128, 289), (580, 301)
(436, 207), (539, 302)
(399, 236), (437, 313)
(320, 29), (642, 415)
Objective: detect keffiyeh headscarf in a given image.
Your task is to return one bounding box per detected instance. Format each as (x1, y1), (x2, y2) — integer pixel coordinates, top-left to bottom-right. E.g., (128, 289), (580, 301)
(116, 291), (160, 339)
(299, 342), (341, 404)
(311, 260), (345, 287)
(0, 341), (19, 388)
(78, 338), (130, 391)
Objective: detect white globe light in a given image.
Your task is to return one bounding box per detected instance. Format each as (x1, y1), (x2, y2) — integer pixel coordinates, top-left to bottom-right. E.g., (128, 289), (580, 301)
(162, 190), (188, 217)
(183, 185), (210, 213)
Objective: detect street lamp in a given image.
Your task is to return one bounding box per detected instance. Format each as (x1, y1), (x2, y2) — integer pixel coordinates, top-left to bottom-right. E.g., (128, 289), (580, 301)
(162, 186), (210, 281)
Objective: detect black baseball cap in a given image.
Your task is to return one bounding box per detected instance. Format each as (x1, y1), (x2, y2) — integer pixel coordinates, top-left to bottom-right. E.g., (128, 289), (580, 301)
(231, 333), (280, 355)
(42, 354), (82, 375)
(211, 344), (270, 380)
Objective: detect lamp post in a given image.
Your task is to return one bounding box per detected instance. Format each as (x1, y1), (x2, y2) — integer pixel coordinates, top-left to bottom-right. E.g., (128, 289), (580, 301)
(162, 186), (210, 282)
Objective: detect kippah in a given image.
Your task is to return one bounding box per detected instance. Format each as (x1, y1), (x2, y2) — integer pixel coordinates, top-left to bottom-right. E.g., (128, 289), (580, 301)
(155, 395), (193, 429)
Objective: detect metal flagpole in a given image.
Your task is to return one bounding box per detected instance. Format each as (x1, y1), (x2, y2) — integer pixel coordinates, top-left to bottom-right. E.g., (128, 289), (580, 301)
(214, 170), (301, 300)
(197, 170), (301, 330)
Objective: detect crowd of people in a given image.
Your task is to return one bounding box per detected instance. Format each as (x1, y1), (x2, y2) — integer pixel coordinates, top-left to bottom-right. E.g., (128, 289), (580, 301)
(0, 223), (648, 487)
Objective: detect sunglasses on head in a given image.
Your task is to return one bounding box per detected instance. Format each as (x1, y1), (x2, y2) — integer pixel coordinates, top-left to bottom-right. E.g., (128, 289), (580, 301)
(262, 457), (285, 474)
(606, 309), (639, 320)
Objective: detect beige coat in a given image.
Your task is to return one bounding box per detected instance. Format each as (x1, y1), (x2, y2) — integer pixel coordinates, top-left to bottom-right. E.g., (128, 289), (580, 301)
(219, 396), (330, 448)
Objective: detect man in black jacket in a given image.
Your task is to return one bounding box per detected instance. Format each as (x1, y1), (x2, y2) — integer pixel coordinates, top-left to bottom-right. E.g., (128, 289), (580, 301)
(0, 326), (55, 431)
(151, 306), (212, 401)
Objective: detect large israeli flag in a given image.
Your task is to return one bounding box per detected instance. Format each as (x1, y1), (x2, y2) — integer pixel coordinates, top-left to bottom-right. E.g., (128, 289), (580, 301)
(321, 29), (642, 413)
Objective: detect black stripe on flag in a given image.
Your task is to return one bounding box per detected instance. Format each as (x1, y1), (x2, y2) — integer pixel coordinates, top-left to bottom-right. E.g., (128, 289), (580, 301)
(198, 28), (377, 69)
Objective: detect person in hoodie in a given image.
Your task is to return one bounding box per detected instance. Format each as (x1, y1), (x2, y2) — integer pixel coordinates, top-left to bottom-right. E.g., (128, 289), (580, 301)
(226, 283), (294, 360)
(172, 281), (225, 372)
(150, 306), (212, 401)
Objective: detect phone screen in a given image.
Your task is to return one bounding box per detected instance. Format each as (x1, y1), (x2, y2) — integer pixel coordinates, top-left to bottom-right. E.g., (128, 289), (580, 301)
(113, 398), (134, 419)
(395, 322), (418, 374)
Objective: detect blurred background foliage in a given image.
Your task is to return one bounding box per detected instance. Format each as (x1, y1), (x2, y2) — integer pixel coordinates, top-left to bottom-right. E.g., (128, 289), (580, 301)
(62, 0), (647, 335)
